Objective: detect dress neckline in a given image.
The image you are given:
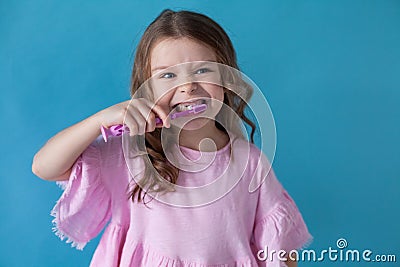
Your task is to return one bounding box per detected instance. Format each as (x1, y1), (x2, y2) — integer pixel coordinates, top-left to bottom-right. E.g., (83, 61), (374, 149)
(178, 137), (232, 156)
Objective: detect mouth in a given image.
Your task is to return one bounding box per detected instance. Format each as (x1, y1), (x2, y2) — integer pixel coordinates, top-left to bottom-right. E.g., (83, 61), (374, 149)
(172, 98), (208, 112)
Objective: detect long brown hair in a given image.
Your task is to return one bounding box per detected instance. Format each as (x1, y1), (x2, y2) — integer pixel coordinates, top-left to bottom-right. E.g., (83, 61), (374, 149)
(127, 9), (256, 205)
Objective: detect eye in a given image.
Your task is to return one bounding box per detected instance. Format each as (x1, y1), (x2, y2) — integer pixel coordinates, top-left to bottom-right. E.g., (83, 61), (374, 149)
(160, 72), (176, 79)
(195, 68), (211, 74)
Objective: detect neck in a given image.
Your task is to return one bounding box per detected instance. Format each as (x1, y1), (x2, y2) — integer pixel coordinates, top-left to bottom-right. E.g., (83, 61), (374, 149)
(178, 120), (229, 152)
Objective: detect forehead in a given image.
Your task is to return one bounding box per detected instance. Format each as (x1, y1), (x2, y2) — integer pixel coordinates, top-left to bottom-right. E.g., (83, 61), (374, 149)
(150, 37), (217, 73)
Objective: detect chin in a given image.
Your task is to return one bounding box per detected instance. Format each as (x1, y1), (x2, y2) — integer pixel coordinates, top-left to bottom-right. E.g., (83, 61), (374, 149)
(180, 118), (211, 131)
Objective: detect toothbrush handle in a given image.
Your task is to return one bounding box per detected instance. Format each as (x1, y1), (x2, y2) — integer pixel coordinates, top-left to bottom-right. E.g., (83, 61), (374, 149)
(101, 117), (163, 142)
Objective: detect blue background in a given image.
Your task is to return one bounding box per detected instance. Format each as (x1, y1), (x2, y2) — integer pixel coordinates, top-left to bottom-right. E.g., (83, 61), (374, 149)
(1, 0), (399, 266)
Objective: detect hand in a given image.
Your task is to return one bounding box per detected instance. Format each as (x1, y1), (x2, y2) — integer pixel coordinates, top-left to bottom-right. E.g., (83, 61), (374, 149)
(96, 99), (170, 136)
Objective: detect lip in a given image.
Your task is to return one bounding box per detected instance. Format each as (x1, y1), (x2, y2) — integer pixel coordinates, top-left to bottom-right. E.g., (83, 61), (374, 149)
(171, 97), (208, 109)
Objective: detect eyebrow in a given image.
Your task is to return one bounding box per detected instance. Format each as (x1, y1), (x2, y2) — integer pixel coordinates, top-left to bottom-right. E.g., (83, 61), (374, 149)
(151, 60), (217, 73)
(151, 66), (169, 73)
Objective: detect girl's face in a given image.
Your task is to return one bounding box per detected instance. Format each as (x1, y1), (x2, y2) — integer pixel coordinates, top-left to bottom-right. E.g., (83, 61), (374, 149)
(149, 37), (224, 130)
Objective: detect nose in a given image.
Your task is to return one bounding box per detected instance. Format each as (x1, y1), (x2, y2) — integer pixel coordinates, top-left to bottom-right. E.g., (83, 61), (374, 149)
(179, 82), (197, 94)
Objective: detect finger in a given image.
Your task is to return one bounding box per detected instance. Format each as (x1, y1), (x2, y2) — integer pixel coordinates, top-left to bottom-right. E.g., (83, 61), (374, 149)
(133, 103), (158, 132)
(152, 105), (170, 128)
(130, 108), (148, 135)
(145, 112), (156, 132)
(142, 99), (170, 128)
(123, 115), (139, 136)
(126, 104), (150, 135)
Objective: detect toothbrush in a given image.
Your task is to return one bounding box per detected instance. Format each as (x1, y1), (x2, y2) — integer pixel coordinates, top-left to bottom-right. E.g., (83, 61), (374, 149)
(101, 103), (207, 142)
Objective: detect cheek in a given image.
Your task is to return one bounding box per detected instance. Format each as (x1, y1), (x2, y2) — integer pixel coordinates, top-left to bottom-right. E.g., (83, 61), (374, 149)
(155, 97), (171, 112)
(153, 89), (173, 106)
(206, 85), (224, 102)
(205, 85), (225, 117)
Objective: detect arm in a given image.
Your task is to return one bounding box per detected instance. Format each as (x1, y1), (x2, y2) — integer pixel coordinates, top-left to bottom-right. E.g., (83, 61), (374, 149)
(32, 99), (170, 181)
(32, 112), (102, 181)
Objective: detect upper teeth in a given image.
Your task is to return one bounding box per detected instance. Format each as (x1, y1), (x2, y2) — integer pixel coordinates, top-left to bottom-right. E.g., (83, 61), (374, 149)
(174, 99), (206, 112)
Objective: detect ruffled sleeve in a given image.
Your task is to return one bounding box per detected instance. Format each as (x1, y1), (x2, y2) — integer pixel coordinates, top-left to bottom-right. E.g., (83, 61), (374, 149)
(50, 138), (112, 250)
(251, 153), (313, 267)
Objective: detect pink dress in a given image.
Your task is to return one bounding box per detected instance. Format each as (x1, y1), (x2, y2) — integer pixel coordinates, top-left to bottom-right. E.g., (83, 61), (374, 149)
(51, 134), (312, 267)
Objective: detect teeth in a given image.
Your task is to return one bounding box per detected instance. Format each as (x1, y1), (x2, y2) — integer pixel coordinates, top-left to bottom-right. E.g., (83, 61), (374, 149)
(176, 104), (194, 112)
(174, 99), (206, 112)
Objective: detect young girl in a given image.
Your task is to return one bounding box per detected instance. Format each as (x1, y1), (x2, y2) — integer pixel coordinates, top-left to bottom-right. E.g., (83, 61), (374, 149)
(32, 9), (312, 267)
